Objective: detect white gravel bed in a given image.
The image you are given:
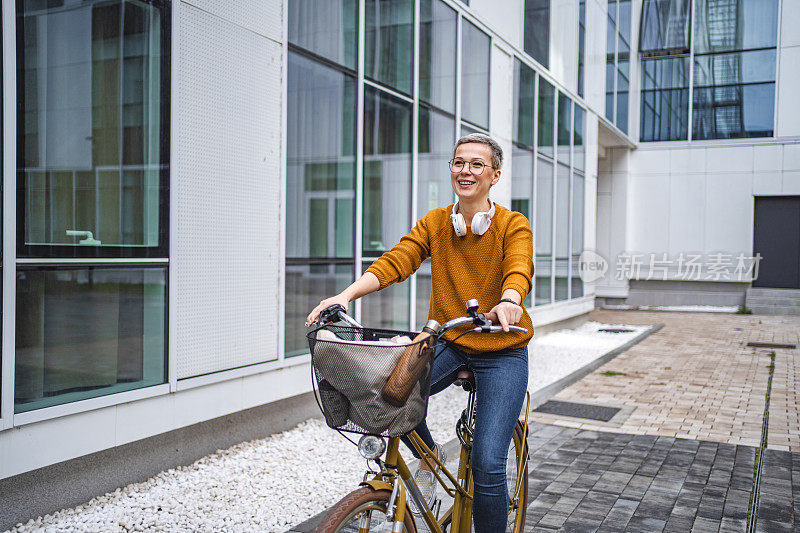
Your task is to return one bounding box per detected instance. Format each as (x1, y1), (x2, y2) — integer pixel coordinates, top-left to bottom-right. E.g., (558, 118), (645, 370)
(7, 321), (650, 533)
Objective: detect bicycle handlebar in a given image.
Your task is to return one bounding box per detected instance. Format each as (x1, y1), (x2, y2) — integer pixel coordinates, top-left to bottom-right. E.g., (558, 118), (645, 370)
(313, 300), (528, 337)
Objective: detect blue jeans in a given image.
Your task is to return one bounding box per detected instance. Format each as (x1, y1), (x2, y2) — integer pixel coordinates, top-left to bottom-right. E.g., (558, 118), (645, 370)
(401, 341), (528, 533)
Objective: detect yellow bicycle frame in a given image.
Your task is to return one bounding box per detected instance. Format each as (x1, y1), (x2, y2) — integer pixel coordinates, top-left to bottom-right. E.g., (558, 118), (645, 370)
(358, 391), (531, 532)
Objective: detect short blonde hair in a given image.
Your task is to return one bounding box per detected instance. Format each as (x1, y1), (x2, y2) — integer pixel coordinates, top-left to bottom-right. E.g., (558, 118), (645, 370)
(452, 133), (504, 170)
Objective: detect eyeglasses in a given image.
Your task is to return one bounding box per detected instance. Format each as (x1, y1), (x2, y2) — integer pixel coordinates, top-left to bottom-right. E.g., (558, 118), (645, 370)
(448, 159), (494, 176)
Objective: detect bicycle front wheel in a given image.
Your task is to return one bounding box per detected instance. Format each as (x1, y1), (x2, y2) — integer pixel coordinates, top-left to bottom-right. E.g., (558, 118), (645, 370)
(316, 487), (418, 532)
(505, 420), (529, 533)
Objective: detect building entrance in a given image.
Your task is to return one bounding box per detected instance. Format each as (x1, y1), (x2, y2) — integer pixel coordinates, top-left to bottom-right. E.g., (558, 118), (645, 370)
(753, 196), (800, 289)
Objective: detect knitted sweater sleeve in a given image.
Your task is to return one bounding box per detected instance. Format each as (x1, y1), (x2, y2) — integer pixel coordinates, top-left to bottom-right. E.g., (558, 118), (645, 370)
(501, 213), (534, 302)
(365, 215), (432, 290)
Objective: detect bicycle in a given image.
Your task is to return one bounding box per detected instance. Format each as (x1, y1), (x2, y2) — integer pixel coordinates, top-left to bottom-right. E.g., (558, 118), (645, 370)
(307, 299), (531, 532)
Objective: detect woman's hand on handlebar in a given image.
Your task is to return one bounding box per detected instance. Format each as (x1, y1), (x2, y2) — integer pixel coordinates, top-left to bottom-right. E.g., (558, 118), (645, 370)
(485, 300), (523, 332)
(306, 295), (350, 327)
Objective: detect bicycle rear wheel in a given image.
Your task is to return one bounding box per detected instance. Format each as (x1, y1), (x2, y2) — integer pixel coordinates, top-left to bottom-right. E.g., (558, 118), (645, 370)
(316, 487), (417, 532)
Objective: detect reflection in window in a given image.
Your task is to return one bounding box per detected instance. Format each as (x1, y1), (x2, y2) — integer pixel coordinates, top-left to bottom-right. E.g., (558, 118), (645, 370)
(418, 107), (455, 215)
(18, 0), (168, 255)
(415, 259), (432, 330)
(574, 106), (585, 171)
(363, 87), (412, 255)
(365, 0), (414, 94)
(572, 172), (585, 299)
(15, 267), (166, 413)
(287, 52), (356, 259)
(641, 57), (689, 141)
(557, 93), (571, 165)
(555, 259), (569, 302)
(513, 59), (535, 148)
(694, 0), (778, 53)
(524, 0), (549, 68)
(572, 173), (585, 256)
(535, 258), (552, 305)
(461, 20), (490, 129)
(639, 0), (690, 55)
(285, 263), (353, 356)
(286, 50), (357, 356)
(288, 0), (357, 70)
(511, 146), (533, 220)
(537, 80), (554, 158)
(419, 0), (456, 113)
(535, 158), (553, 257)
(692, 0), (778, 139)
(606, 0), (630, 133)
(362, 264), (410, 330)
(556, 164), (570, 259)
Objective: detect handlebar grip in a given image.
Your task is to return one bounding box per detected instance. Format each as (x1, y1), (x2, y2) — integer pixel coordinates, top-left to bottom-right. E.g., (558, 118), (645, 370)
(382, 331), (434, 407)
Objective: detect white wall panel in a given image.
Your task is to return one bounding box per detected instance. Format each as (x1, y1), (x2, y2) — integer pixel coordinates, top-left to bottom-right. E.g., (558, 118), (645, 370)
(752, 171), (783, 195)
(176, 4), (282, 379)
(182, 0), (282, 42)
(704, 173), (754, 254)
(705, 145), (754, 174)
(781, 1), (800, 48)
(783, 171), (800, 194)
(668, 173), (705, 254)
(777, 47), (800, 138)
(753, 144), (783, 172)
(783, 143), (800, 171)
(470, 0), (523, 50)
(629, 175), (670, 253)
(668, 146), (707, 176)
(633, 149), (670, 176)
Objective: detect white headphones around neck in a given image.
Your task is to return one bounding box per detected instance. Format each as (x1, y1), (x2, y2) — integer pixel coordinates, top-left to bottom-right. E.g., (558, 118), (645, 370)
(451, 200), (495, 237)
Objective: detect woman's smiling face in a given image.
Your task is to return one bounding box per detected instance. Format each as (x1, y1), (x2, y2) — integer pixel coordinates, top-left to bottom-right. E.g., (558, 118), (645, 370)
(450, 142), (501, 204)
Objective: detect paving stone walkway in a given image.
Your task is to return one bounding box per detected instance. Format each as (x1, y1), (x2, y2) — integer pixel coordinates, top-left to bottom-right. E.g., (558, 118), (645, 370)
(530, 310), (800, 452)
(524, 422), (799, 532)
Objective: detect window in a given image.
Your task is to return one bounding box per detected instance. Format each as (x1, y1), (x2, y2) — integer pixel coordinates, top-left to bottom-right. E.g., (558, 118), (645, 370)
(606, 0), (630, 134)
(692, 0), (778, 139)
(641, 57), (689, 141)
(524, 0), (550, 68)
(461, 20), (490, 129)
(288, 0), (357, 69)
(363, 87), (413, 255)
(286, 0), (358, 356)
(420, 0), (457, 113)
(286, 50), (357, 355)
(537, 79), (554, 159)
(15, 266), (167, 413)
(17, 0), (170, 258)
(365, 0), (414, 95)
(639, 0), (778, 142)
(15, 0), (170, 412)
(639, 0), (690, 55)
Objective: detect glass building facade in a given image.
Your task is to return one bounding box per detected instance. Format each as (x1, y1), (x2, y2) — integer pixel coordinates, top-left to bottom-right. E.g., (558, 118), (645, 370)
(639, 0), (779, 141)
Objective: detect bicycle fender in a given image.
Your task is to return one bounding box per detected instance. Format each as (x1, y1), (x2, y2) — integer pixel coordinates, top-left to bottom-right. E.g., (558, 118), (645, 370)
(359, 479), (394, 492)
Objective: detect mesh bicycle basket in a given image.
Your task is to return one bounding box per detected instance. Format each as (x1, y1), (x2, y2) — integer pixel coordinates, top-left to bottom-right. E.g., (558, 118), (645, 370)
(307, 324), (433, 437)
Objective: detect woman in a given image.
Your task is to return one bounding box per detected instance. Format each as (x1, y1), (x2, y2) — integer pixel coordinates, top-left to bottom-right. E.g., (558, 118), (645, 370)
(306, 133), (534, 531)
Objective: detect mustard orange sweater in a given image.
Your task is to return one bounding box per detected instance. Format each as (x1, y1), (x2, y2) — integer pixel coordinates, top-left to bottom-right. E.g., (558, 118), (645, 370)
(366, 203), (534, 353)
